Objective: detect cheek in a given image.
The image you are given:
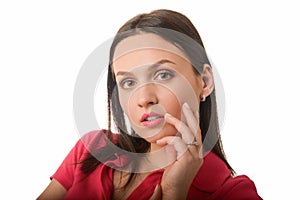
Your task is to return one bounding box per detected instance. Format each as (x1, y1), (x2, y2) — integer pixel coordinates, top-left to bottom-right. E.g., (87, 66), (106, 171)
(166, 76), (200, 114)
(160, 91), (181, 118)
(118, 88), (141, 125)
(117, 81), (198, 141)
(118, 89), (130, 114)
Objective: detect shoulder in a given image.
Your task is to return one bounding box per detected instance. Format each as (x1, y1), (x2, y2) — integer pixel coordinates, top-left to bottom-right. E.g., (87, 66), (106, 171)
(79, 129), (118, 150)
(219, 175), (262, 199)
(50, 129), (117, 190)
(80, 129), (115, 143)
(54, 129), (116, 166)
(190, 152), (262, 199)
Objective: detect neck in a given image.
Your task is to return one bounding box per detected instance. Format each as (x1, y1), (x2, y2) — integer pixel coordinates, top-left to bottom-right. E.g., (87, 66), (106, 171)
(150, 142), (162, 152)
(144, 143), (176, 170)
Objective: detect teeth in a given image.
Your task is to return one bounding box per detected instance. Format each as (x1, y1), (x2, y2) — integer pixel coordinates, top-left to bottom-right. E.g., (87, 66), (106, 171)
(145, 116), (162, 121)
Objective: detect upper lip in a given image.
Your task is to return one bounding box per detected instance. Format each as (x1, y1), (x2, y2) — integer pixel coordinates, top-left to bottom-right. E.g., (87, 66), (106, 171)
(140, 112), (163, 122)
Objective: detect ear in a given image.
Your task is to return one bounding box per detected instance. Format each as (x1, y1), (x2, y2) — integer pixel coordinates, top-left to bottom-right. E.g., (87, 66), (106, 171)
(201, 64), (214, 99)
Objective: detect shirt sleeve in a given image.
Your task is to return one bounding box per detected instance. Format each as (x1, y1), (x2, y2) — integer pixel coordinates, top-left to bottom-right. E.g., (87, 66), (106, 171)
(50, 130), (103, 190)
(222, 175), (263, 200)
(50, 137), (88, 190)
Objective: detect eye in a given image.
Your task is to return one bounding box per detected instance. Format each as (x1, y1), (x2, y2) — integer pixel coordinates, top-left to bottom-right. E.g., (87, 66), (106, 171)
(119, 79), (136, 89)
(154, 70), (174, 81)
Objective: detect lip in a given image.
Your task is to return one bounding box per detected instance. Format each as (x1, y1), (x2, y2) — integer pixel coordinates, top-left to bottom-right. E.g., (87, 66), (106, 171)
(140, 112), (164, 127)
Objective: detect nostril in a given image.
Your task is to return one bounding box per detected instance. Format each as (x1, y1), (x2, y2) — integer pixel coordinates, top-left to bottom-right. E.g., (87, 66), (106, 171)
(137, 96), (158, 108)
(149, 101), (155, 105)
(136, 85), (158, 107)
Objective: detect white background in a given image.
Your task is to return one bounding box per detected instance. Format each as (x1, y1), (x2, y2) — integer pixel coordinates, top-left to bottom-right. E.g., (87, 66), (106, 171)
(1, 1), (299, 199)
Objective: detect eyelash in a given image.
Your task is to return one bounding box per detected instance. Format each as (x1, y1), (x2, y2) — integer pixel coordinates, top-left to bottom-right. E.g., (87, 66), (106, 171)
(120, 79), (136, 89)
(119, 69), (175, 89)
(154, 70), (174, 81)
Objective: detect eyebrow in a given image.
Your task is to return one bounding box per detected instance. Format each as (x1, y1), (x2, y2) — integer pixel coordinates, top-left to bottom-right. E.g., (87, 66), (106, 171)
(116, 59), (175, 77)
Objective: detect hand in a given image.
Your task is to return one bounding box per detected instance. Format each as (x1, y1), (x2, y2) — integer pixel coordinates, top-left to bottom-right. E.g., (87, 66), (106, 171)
(156, 102), (203, 199)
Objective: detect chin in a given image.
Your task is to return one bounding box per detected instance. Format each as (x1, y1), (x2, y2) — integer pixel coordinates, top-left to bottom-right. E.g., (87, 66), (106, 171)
(142, 126), (178, 144)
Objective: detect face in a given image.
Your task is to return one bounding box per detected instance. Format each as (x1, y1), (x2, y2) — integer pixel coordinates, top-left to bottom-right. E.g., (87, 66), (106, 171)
(112, 33), (204, 143)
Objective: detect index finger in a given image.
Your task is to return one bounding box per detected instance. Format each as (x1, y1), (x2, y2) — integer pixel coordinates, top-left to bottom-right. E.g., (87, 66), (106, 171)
(164, 113), (195, 144)
(182, 103), (202, 147)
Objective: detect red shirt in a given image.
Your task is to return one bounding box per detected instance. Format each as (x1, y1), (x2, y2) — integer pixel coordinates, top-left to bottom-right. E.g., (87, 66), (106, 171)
(51, 130), (262, 199)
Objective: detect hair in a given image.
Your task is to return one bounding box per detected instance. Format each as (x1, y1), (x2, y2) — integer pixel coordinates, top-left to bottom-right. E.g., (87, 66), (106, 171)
(80, 9), (234, 188)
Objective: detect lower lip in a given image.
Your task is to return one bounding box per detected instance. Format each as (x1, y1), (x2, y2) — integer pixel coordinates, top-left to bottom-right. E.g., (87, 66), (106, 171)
(141, 117), (164, 127)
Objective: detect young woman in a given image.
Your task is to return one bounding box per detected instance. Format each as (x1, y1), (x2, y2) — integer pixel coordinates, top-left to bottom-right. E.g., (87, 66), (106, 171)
(38, 9), (262, 199)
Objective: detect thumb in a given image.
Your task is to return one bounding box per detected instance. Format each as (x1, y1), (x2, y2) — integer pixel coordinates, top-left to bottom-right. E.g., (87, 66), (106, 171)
(149, 184), (162, 200)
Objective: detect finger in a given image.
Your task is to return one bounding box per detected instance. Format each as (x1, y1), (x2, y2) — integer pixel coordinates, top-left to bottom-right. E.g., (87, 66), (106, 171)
(157, 136), (188, 159)
(182, 102), (199, 136)
(164, 113), (195, 144)
(157, 136), (200, 160)
(183, 103), (202, 146)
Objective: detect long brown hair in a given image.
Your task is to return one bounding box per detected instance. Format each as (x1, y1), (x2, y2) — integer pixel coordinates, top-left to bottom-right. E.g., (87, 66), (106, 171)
(80, 9), (234, 185)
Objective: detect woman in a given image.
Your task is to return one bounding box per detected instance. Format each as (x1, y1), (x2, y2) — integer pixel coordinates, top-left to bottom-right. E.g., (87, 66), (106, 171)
(38, 9), (262, 199)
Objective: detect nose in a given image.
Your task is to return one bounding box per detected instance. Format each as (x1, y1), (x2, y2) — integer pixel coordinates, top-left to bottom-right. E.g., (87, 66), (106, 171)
(136, 84), (158, 108)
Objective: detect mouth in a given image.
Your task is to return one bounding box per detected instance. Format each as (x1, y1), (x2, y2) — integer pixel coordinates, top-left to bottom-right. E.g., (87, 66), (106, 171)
(140, 112), (164, 127)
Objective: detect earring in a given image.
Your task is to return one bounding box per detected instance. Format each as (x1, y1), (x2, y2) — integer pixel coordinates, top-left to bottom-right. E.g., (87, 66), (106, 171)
(201, 94), (206, 102)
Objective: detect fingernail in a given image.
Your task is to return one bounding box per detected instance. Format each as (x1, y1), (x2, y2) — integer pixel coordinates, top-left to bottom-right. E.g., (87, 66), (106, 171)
(165, 113), (172, 118)
(156, 139), (164, 145)
(183, 102), (190, 109)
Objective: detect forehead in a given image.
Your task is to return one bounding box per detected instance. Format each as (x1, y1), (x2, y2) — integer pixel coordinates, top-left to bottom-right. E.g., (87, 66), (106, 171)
(112, 33), (191, 72)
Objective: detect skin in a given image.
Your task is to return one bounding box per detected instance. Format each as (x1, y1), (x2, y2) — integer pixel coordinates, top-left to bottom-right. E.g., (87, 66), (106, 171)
(113, 33), (214, 199)
(37, 33), (214, 200)
(114, 34), (199, 146)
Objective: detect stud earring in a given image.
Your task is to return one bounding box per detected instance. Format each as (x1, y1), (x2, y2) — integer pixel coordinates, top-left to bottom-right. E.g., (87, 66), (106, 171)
(201, 94), (206, 102)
